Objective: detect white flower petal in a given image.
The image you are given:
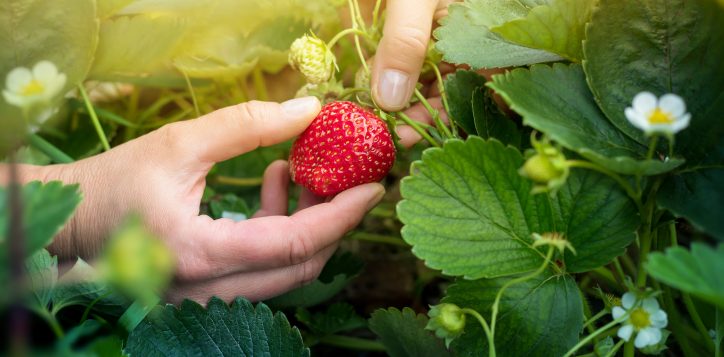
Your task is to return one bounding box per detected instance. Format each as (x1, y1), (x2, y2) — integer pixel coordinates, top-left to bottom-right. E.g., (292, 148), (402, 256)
(650, 310), (668, 328)
(618, 324), (634, 342)
(44, 73), (67, 99)
(635, 328), (655, 348)
(647, 327), (662, 345)
(622, 292), (636, 309)
(659, 93), (686, 118)
(612, 306), (626, 320)
(632, 92), (658, 114)
(670, 113), (691, 133)
(5, 67), (32, 92)
(625, 108), (650, 131)
(32, 60), (59, 81)
(3, 90), (26, 107)
(642, 297), (660, 312)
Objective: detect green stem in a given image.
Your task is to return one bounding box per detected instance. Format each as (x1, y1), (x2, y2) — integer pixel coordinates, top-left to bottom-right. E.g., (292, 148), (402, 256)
(623, 340), (634, 357)
(77, 84), (110, 151)
(28, 134), (74, 163)
(182, 71), (200, 118)
(491, 247), (555, 353)
(252, 67), (268, 101)
(636, 179), (663, 288)
(414, 89), (452, 139)
(583, 310), (608, 330)
(716, 308), (722, 357)
(346, 232), (409, 247)
(662, 285), (698, 356)
(326, 28), (370, 49)
(372, 0), (382, 29)
(347, 0), (370, 73)
(36, 309), (64, 338)
(682, 292), (715, 352)
(667, 135), (675, 158)
(563, 316), (626, 357)
(460, 308), (495, 357)
(613, 257), (627, 282)
(566, 160), (639, 204)
(426, 61), (455, 136)
(604, 340), (626, 357)
(397, 112), (440, 147)
(646, 135), (659, 160)
(338, 87), (369, 100)
(211, 175), (263, 187)
(318, 335), (386, 352)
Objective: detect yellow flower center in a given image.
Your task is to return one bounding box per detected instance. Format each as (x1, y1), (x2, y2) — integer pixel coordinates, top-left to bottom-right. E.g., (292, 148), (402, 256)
(20, 79), (45, 96)
(647, 109), (674, 124)
(629, 307), (651, 330)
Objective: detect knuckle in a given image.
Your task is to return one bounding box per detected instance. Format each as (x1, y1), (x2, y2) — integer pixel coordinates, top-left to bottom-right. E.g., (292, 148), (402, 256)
(297, 259), (324, 287)
(385, 25), (429, 56)
(288, 221), (314, 266)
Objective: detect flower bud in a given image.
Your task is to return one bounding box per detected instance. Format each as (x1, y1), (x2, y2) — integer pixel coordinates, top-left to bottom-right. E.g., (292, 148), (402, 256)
(288, 33), (336, 84)
(426, 303), (466, 347)
(519, 134), (569, 194)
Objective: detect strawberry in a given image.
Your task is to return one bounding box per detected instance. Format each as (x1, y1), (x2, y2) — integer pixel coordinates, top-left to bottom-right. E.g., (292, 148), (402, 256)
(289, 101), (395, 196)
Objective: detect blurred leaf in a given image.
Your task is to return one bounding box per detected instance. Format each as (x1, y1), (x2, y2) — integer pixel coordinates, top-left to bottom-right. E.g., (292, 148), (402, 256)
(0, 0), (99, 120)
(126, 297), (309, 356)
(97, 0), (134, 19)
(208, 193), (252, 220)
(368, 307), (452, 357)
(647, 243), (724, 309)
(472, 87), (521, 148)
(489, 63), (684, 175)
(594, 337), (615, 356)
(658, 166), (724, 240)
(266, 252), (363, 309)
(25, 248), (58, 309)
(398, 137), (638, 279)
(444, 273), (583, 357)
(491, 0), (595, 61)
(583, 0), (724, 158)
(434, 0), (561, 69)
(54, 258), (130, 316)
(296, 303), (366, 336)
(444, 70), (488, 135)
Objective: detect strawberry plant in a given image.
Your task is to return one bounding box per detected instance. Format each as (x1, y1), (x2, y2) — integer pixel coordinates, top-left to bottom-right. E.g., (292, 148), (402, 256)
(1, 0), (723, 356)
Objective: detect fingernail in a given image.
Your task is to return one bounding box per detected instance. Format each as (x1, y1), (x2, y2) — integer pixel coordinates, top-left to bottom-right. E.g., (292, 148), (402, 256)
(376, 69), (411, 110)
(281, 96), (320, 116)
(366, 184), (386, 210)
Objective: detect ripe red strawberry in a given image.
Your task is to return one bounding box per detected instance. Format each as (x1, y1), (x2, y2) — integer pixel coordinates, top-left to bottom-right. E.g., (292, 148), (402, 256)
(289, 101), (395, 196)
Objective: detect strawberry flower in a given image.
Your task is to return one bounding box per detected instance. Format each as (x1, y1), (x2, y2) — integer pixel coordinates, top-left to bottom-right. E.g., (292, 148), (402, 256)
(624, 92), (690, 136)
(612, 292), (668, 349)
(3, 60), (67, 110)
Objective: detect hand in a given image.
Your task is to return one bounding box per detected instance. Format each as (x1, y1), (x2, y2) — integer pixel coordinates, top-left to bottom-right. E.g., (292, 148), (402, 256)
(37, 97), (384, 303)
(371, 0), (454, 112)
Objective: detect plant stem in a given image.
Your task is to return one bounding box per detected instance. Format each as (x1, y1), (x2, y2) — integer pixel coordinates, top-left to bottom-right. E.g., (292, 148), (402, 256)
(211, 175), (263, 187)
(426, 61), (456, 137)
(566, 160), (640, 204)
(612, 257), (627, 282)
(397, 112), (440, 147)
(326, 28), (370, 49)
(490, 247), (555, 354)
(636, 179), (663, 288)
(347, 0), (370, 73)
(646, 135), (659, 160)
(252, 67), (268, 101)
(460, 308), (495, 357)
(414, 89), (452, 139)
(372, 0), (383, 29)
(77, 84), (110, 151)
(318, 335), (386, 352)
(604, 340), (626, 357)
(583, 310), (608, 331)
(623, 340), (634, 357)
(28, 134), (74, 163)
(563, 317), (625, 357)
(682, 293), (715, 352)
(662, 285), (697, 356)
(346, 232), (409, 247)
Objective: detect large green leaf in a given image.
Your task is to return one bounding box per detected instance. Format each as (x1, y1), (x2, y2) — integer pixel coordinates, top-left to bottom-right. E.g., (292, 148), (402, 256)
(126, 297), (309, 357)
(25, 248), (57, 309)
(444, 70), (488, 135)
(583, 0), (724, 156)
(647, 243), (724, 309)
(489, 63), (684, 175)
(444, 273), (583, 357)
(472, 87), (521, 148)
(369, 307), (452, 357)
(491, 0), (596, 61)
(0, 0), (99, 132)
(397, 137), (639, 279)
(53, 258), (130, 316)
(295, 303), (366, 336)
(434, 0), (561, 69)
(658, 166), (724, 240)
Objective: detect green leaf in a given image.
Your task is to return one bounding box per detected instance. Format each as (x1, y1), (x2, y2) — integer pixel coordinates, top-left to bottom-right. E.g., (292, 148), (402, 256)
(126, 297), (309, 357)
(658, 166), (724, 240)
(208, 194), (252, 220)
(295, 303), (366, 336)
(444, 273), (584, 357)
(0, 181), (82, 257)
(646, 243), (724, 309)
(398, 137), (638, 279)
(444, 70), (488, 135)
(472, 87), (521, 148)
(25, 249), (57, 309)
(491, 0), (595, 61)
(434, 0), (561, 69)
(53, 258), (130, 316)
(369, 307), (452, 357)
(265, 252), (363, 309)
(583, 0), (724, 157)
(489, 63), (684, 175)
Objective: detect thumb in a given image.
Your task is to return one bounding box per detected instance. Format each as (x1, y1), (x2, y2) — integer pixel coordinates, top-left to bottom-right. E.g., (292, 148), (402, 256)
(163, 97), (320, 163)
(371, 0), (437, 111)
